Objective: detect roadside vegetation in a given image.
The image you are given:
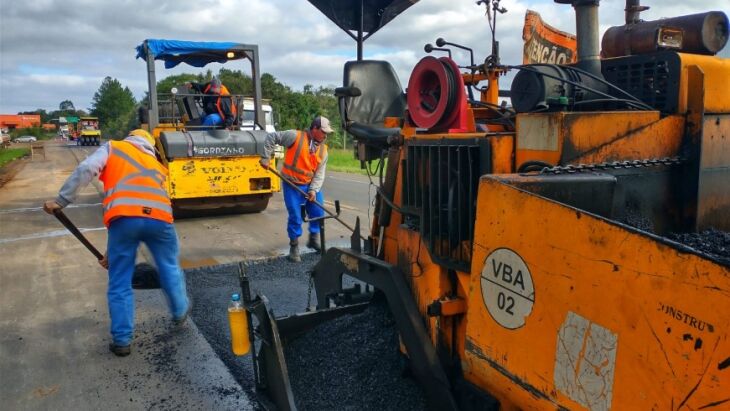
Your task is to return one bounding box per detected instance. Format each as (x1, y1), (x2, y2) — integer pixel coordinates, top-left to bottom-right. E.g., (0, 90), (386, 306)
(9, 127), (54, 141)
(328, 149), (364, 174)
(327, 148), (388, 176)
(0, 148), (30, 168)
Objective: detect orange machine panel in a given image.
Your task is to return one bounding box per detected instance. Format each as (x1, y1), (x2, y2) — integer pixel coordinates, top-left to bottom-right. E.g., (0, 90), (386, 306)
(676, 54), (730, 114)
(515, 111), (685, 168)
(463, 176), (730, 410)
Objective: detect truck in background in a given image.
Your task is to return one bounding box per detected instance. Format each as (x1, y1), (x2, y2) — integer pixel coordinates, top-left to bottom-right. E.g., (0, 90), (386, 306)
(240, 98), (283, 158)
(74, 117), (101, 146)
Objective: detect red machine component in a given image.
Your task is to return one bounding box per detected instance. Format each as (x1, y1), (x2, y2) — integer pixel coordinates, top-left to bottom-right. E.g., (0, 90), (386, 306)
(407, 56), (470, 132)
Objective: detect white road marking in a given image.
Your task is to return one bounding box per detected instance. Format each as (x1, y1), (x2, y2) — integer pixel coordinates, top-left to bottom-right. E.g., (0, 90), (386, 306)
(323, 200), (359, 211)
(329, 175), (369, 185)
(0, 203), (102, 215)
(0, 227), (106, 244)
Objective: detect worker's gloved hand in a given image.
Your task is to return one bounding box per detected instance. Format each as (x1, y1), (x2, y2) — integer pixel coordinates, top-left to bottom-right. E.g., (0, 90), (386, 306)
(307, 191), (316, 202)
(43, 200), (62, 215)
(259, 158), (270, 170)
(98, 253), (109, 270)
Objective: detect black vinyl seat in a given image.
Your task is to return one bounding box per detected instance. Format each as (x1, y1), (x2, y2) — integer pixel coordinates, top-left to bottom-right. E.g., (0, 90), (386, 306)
(181, 93), (204, 126)
(336, 60), (405, 146)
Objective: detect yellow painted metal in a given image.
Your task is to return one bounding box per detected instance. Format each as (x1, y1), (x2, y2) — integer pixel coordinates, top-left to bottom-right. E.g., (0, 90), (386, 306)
(462, 176), (730, 409)
(144, 123), (281, 204)
(515, 111), (687, 167)
(677, 53), (730, 114)
(166, 156), (279, 199)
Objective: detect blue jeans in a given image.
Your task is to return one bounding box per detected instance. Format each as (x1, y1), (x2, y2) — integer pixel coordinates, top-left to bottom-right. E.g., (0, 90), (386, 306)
(107, 217), (189, 346)
(202, 113), (222, 127)
(283, 183), (324, 241)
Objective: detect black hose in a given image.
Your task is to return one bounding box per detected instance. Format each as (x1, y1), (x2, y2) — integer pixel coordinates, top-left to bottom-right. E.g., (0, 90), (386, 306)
(469, 100), (516, 115)
(518, 160), (553, 173)
(529, 63), (650, 109)
(469, 100), (516, 129)
(571, 98), (650, 109)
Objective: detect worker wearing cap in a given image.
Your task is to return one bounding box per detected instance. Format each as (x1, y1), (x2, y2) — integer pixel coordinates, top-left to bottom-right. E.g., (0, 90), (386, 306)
(260, 116), (333, 262)
(43, 129), (189, 357)
(185, 76), (237, 128)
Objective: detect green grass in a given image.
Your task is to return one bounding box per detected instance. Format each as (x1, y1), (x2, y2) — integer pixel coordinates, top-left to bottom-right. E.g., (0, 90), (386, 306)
(0, 148), (30, 168)
(327, 148), (366, 174)
(327, 148), (387, 175)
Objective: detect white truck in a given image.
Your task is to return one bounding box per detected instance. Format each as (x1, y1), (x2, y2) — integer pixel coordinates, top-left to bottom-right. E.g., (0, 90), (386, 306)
(240, 98), (283, 158)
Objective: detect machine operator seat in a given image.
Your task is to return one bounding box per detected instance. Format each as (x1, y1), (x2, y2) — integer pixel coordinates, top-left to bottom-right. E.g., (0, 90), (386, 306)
(181, 90), (204, 126)
(335, 60), (405, 147)
(181, 92), (240, 129)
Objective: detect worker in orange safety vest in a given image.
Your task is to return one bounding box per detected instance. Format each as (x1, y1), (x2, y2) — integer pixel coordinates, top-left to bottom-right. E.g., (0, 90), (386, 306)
(259, 116), (333, 262)
(185, 76), (237, 128)
(43, 129), (189, 357)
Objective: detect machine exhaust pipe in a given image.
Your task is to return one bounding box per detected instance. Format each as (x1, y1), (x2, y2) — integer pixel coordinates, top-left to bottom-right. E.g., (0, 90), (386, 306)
(624, 0), (648, 25)
(556, 0), (602, 76)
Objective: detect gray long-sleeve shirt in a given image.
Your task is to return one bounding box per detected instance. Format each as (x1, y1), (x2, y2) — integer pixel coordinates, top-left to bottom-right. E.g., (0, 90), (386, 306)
(262, 129), (328, 193)
(56, 136), (158, 207)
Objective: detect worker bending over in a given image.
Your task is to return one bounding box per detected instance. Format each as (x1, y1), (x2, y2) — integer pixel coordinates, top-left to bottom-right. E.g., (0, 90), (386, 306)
(260, 116), (333, 262)
(43, 129), (189, 357)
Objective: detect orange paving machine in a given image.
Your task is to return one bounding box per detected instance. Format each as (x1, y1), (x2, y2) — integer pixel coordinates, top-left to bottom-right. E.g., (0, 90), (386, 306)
(245, 0), (730, 409)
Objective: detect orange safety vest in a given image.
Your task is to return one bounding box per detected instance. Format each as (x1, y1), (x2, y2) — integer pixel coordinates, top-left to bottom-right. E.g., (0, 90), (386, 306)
(282, 131), (328, 185)
(204, 84), (237, 121)
(99, 140), (173, 227)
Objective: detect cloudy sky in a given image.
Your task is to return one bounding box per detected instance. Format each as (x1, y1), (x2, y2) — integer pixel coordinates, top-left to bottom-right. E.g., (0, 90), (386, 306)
(0, 0), (727, 114)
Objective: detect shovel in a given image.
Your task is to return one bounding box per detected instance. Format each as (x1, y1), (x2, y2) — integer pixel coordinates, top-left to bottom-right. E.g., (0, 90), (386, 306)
(52, 209), (160, 289)
(266, 166), (366, 241)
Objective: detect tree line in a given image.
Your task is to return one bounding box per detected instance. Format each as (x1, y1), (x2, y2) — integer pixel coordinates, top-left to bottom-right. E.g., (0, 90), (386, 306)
(19, 71), (349, 148)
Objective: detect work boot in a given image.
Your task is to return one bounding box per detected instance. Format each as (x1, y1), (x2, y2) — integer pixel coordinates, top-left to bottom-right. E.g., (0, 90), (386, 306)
(288, 240), (301, 262)
(173, 291), (193, 327)
(172, 307), (190, 327)
(109, 342), (131, 357)
(306, 233), (321, 252)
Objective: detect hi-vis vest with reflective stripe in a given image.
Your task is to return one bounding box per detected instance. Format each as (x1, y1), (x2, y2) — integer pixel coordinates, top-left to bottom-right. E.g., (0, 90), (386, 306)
(203, 84), (237, 120)
(99, 140), (173, 227)
(282, 131), (327, 185)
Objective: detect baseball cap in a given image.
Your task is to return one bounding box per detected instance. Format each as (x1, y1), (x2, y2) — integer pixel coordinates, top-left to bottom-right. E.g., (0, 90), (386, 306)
(314, 116), (334, 134)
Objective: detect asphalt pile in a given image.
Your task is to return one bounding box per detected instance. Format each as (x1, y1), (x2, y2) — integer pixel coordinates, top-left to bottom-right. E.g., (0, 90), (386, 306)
(186, 253), (426, 410)
(669, 228), (730, 264)
(283, 299), (427, 411)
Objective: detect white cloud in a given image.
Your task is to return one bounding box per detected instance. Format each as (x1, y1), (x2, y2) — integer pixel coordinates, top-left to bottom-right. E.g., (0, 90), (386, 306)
(26, 74), (88, 87)
(0, 0), (728, 113)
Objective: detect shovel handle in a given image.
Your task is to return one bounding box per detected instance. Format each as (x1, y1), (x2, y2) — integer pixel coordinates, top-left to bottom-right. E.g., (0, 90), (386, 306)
(267, 165), (366, 241)
(53, 209), (104, 260)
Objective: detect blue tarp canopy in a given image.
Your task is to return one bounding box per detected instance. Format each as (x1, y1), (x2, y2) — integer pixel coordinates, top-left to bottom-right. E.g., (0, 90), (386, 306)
(136, 39), (241, 69)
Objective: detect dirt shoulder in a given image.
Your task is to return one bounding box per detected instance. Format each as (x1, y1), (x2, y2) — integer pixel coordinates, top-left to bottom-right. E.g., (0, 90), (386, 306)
(0, 154), (27, 189)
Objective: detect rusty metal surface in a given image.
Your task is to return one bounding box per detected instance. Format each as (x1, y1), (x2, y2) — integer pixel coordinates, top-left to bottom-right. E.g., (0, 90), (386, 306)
(602, 11), (729, 57)
(697, 114), (730, 231)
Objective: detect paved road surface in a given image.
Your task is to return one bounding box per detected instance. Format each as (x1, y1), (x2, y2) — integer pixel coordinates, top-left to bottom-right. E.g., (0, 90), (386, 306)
(0, 140), (373, 410)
